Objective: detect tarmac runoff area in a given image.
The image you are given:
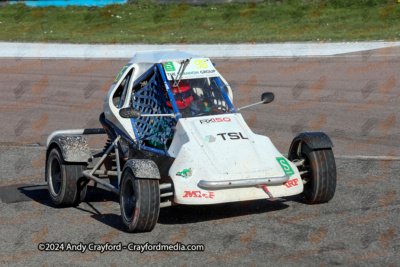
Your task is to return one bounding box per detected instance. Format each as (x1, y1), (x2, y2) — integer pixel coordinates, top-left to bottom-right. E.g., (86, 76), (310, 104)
(1, 41), (400, 58)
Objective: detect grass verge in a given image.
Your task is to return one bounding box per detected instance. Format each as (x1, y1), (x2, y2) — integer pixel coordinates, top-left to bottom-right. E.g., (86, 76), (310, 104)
(0, 0), (399, 44)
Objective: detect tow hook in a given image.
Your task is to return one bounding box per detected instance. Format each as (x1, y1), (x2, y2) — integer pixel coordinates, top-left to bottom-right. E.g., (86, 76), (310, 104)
(257, 184), (274, 200)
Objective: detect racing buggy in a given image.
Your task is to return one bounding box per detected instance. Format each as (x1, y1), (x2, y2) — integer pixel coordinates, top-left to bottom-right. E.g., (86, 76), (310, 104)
(45, 51), (336, 232)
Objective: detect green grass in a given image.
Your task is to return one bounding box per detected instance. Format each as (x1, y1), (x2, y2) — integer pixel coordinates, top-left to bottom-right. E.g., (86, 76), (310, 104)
(0, 0), (399, 44)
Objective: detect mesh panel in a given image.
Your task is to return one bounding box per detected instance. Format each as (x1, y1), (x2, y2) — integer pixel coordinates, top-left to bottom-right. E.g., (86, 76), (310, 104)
(131, 69), (174, 149)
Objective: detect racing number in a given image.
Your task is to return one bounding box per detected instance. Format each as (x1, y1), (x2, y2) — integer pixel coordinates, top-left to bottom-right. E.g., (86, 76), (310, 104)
(194, 59), (208, 69)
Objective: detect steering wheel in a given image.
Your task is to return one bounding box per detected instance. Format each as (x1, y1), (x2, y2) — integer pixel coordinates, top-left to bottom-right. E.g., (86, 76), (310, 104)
(209, 105), (227, 114)
(194, 112), (209, 116)
(188, 103), (228, 116)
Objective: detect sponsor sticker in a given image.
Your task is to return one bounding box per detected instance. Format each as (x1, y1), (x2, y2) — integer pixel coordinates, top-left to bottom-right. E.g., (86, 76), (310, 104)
(183, 191), (215, 199)
(163, 58), (219, 80)
(284, 178), (299, 188)
(217, 132), (248, 140)
(200, 69), (215, 74)
(114, 65), (129, 83)
(163, 61), (176, 72)
(204, 135), (216, 143)
(199, 117), (231, 124)
(276, 157), (295, 175)
(176, 168), (192, 178)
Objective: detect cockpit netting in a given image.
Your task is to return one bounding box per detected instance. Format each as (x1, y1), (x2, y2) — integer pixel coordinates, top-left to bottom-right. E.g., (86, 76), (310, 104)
(131, 70), (174, 149)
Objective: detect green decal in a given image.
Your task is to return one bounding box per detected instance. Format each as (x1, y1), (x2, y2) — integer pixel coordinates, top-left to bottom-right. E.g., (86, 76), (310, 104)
(176, 168), (192, 178)
(114, 65), (129, 83)
(276, 157), (294, 175)
(164, 61), (176, 72)
(183, 71), (199, 75)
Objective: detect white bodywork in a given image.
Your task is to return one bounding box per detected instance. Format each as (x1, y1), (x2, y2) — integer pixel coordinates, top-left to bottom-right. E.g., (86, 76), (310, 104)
(167, 113), (303, 205)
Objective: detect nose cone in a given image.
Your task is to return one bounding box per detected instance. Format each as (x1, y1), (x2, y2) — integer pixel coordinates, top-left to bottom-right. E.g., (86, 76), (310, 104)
(184, 114), (284, 177)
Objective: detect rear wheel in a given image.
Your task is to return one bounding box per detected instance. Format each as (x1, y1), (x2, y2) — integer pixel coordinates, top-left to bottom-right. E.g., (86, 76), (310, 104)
(289, 142), (336, 204)
(46, 147), (88, 206)
(120, 163), (160, 232)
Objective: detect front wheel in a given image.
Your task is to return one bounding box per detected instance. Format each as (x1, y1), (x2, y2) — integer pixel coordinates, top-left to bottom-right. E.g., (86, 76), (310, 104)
(46, 147), (88, 207)
(289, 142), (336, 204)
(120, 163), (160, 232)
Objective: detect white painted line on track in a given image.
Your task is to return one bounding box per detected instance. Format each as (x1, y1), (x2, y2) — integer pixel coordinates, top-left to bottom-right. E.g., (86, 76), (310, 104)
(1, 41), (399, 58)
(335, 155), (400, 161)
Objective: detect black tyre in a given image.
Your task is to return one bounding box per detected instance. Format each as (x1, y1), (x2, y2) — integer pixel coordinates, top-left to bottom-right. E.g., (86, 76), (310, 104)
(289, 142), (336, 204)
(120, 163), (160, 232)
(46, 147), (88, 207)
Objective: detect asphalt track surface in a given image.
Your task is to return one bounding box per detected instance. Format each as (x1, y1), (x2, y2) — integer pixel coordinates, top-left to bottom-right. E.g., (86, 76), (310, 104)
(0, 48), (399, 266)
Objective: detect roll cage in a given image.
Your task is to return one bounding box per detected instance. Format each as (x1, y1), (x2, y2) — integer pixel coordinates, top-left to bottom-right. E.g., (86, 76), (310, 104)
(117, 62), (236, 156)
